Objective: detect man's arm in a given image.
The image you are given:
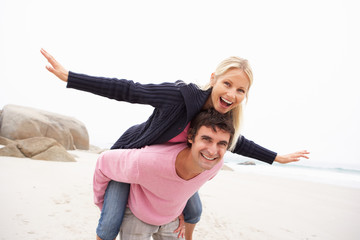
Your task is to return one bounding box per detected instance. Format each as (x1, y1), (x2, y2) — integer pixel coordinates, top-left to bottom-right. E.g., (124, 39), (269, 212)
(93, 149), (139, 210)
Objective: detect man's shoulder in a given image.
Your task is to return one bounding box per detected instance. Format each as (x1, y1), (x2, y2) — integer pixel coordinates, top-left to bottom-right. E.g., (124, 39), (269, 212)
(136, 143), (187, 173)
(142, 143), (187, 154)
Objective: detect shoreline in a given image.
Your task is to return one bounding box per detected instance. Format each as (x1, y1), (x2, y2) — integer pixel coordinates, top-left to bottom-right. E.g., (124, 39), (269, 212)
(225, 161), (360, 190)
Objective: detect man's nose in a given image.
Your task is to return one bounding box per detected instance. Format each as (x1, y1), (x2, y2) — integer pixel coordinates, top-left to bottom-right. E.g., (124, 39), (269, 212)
(207, 143), (217, 155)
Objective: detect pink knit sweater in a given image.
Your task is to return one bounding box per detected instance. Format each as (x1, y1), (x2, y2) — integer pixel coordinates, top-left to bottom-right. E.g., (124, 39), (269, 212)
(93, 143), (223, 225)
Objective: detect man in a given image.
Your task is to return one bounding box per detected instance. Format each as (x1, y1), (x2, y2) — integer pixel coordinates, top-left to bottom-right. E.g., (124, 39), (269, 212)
(93, 109), (234, 240)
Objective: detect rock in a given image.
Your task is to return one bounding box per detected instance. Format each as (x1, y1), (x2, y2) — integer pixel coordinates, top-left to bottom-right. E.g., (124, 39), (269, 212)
(32, 145), (76, 162)
(0, 137), (76, 162)
(89, 144), (108, 154)
(0, 104), (89, 150)
(16, 137), (58, 158)
(238, 161), (256, 165)
(0, 136), (16, 146)
(0, 143), (26, 158)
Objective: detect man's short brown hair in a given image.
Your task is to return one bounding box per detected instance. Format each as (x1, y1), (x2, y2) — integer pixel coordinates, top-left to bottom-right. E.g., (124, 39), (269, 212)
(187, 108), (235, 149)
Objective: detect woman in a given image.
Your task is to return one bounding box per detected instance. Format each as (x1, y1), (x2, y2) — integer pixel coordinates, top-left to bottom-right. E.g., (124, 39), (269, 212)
(41, 49), (309, 240)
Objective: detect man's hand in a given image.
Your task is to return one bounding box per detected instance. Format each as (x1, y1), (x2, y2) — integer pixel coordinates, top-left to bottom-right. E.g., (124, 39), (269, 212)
(173, 214), (185, 238)
(275, 150), (310, 164)
(40, 48), (69, 82)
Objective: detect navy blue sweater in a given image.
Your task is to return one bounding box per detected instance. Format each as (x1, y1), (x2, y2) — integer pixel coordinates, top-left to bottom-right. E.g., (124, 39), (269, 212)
(67, 71), (277, 164)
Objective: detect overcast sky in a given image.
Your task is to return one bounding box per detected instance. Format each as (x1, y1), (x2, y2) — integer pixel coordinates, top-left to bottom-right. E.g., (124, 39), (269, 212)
(1, 0), (359, 169)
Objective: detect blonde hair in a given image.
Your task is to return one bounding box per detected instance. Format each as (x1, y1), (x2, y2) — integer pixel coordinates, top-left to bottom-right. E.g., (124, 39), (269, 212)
(202, 56), (253, 151)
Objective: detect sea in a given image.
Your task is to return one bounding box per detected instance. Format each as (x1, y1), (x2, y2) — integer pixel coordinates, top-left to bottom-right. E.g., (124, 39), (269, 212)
(223, 152), (360, 189)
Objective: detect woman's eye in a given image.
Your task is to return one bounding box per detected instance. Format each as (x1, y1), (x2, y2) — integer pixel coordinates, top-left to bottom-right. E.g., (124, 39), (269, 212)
(237, 89), (245, 94)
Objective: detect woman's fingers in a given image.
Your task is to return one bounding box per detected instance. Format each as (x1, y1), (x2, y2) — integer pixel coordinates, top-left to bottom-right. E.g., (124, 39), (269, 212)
(40, 48), (69, 82)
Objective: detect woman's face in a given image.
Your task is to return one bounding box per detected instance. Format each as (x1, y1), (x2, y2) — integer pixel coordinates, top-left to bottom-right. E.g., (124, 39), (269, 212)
(206, 68), (250, 114)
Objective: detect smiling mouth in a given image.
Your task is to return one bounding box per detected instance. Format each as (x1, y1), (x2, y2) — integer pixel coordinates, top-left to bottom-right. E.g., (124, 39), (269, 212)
(220, 97), (233, 107)
(201, 153), (217, 161)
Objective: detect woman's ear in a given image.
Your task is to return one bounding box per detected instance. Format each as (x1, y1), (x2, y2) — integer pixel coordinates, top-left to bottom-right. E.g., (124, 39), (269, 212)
(210, 73), (216, 86)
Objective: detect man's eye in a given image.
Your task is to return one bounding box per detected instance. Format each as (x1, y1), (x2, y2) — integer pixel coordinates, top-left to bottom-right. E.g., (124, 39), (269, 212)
(220, 142), (228, 147)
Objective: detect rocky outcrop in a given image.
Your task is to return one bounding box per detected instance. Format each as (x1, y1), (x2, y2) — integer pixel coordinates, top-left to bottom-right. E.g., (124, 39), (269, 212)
(0, 136), (16, 146)
(238, 161), (256, 165)
(0, 104), (89, 150)
(0, 136), (76, 162)
(0, 143), (26, 158)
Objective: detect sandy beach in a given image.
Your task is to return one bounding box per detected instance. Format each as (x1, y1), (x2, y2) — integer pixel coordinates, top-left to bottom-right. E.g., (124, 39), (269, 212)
(1, 149), (359, 240)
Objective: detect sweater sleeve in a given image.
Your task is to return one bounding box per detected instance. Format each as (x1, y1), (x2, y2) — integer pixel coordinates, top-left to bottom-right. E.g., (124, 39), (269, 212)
(93, 149), (140, 210)
(67, 71), (183, 108)
(232, 135), (277, 164)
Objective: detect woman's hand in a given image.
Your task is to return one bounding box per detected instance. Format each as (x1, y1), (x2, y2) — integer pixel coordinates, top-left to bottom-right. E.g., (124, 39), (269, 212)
(40, 48), (69, 82)
(173, 214), (185, 238)
(275, 150), (310, 164)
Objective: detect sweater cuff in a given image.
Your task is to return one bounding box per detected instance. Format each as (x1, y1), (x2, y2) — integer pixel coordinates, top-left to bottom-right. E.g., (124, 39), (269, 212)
(66, 71), (84, 90)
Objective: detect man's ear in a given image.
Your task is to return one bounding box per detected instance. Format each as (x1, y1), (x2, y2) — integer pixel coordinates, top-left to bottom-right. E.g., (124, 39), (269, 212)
(187, 132), (194, 144)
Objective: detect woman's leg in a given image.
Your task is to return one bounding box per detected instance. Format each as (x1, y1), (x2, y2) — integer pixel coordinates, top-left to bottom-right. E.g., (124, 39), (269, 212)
(182, 192), (202, 240)
(96, 181), (130, 240)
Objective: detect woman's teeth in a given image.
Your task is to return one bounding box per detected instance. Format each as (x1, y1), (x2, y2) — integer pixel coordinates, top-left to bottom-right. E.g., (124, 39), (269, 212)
(220, 97), (232, 106)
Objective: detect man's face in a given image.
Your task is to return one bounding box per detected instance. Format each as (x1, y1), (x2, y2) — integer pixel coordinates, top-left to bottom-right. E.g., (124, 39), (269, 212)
(189, 125), (230, 171)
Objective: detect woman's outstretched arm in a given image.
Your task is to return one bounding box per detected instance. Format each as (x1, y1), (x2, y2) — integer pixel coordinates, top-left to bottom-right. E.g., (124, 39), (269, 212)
(232, 135), (309, 164)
